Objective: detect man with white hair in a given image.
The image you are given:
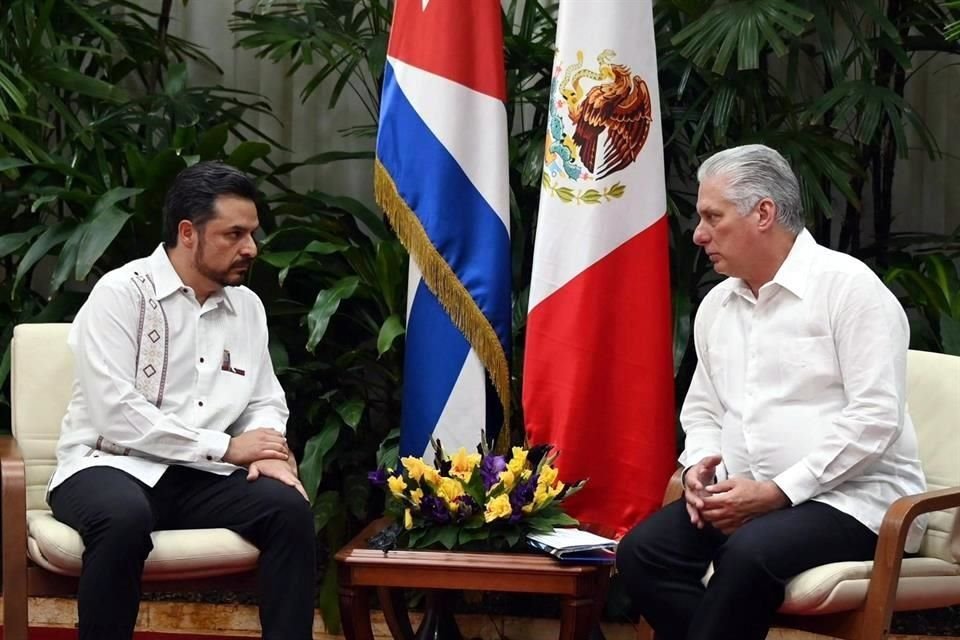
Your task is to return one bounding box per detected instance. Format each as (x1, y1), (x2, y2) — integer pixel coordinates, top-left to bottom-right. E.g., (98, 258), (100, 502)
(616, 144), (926, 639)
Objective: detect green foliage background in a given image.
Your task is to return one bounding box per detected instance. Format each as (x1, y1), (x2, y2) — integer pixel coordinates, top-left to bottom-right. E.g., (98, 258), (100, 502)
(2, 0), (959, 629)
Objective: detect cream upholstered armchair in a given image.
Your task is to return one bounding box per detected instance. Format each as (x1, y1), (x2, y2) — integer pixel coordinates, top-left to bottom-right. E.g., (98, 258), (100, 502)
(1, 323), (260, 640)
(650, 349), (960, 640)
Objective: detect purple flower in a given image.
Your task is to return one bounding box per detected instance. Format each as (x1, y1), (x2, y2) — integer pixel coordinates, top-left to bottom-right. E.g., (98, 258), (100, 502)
(453, 495), (480, 521)
(420, 495), (451, 524)
(509, 476), (538, 523)
(479, 455), (507, 491)
(367, 468), (387, 487)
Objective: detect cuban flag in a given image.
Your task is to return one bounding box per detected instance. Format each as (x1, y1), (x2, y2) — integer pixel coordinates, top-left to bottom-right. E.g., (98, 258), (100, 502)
(375, 0), (511, 458)
(523, 0), (675, 537)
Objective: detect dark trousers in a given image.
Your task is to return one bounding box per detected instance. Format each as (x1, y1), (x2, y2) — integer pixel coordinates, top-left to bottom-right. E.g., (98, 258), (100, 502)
(50, 465), (316, 640)
(616, 498), (877, 640)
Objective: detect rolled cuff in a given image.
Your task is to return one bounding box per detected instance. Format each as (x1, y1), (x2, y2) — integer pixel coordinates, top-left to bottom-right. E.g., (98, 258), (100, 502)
(198, 430), (231, 463)
(773, 462), (821, 505)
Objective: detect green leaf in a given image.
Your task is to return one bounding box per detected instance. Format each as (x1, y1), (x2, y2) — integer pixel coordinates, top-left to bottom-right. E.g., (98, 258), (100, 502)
(13, 221), (77, 292)
(0, 228), (44, 259)
(306, 276), (360, 351)
(36, 67), (129, 103)
(335, 398), (365, 430)
(49, 223), (86, 292)
(0, 342), (10, 390)
(941, 313), (960, 357)
(312, 490), (341, 531)
(74, 188), (142, 279)
(376, 428), (401, 471)
(343, 472), (370, 521)
(317, 565), (341, 635)
(457, 526), (489, 545)
(299, 416), (342, 503)
(165, 62), (189, 96)
(377, 314), (405, 356)
(437, 526), (459, 550)
(268, 336), (289, 372)
(0, 157), (30, 173)
(226, 141), (272, 170)
(197, 123), (231, 160)
(320, 193), (390, 241)
(172, 126), (196, 150)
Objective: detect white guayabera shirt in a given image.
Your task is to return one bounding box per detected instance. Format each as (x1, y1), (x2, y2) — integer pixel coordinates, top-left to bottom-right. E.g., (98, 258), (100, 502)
(49, 244), (288, 494)
(679, 230), (927, 551)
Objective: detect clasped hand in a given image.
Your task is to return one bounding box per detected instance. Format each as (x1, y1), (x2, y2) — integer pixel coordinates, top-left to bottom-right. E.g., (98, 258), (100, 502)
(684, 455), (789, 534)
(224, 428), (307, 501)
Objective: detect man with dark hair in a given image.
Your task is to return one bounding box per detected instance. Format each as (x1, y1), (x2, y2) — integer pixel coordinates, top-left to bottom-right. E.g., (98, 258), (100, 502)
(49, 161), (316, 640)
(616, 145), (926, 640)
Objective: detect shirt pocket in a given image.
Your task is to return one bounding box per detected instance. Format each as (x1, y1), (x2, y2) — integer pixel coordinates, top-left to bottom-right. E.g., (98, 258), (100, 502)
(778, 336), (839, 400)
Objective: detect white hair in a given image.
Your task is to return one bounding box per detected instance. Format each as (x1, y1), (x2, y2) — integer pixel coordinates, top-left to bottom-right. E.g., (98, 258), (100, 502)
(697, 144), (805, 235)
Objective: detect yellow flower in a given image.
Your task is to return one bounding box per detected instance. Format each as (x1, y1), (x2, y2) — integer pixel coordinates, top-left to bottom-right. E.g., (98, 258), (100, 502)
(550, 481), (565, 498)
(525, 484), (550, 513)
(410, 488), (424, 505)
(422, 467), (442, 488)
(527, 477), (566, 513)
(401, 456), (428, 482)
(538, 464), (559, 488)
(437, 477), (465, 510)
(484, 494), (513, 522)
(507, 447), (528, 476)
(404, 508), (413, 530)
(498, 469), (516, 492)
(449, 447), (482, 482)
(387, 474), (407, 498)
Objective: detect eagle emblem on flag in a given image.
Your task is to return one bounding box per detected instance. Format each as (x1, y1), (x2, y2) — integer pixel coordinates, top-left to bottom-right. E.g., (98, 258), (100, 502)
(543, 49), (653, 204)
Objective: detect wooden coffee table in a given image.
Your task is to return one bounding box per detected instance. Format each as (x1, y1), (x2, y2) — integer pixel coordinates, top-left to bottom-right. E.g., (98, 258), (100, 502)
(336, 518), (612, 640)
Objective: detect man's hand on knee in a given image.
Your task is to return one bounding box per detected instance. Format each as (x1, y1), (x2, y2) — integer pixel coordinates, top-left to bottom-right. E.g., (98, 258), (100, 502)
(247, 458), (308, 501)
(223, 428), (288, 466)
(700, 478), (789, 534)
(684, 455), (721, 529)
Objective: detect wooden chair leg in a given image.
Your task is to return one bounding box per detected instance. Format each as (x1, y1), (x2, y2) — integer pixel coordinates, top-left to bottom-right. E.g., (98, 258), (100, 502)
(1, 442), (29, 640)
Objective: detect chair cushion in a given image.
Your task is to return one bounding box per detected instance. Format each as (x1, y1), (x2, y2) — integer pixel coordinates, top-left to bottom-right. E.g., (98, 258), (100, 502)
(780, 558), (960, 614)
(702, 557), (960, 614)
(27, 510), (259, 580)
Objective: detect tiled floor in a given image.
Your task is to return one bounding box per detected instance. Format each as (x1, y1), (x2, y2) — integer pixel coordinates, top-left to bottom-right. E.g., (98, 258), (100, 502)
(0, 597), (956, 639)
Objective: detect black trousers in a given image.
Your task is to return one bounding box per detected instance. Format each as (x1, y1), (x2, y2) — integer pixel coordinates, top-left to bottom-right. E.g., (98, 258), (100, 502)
(616, 498), (878, 640)
(50, 465), (316, 640)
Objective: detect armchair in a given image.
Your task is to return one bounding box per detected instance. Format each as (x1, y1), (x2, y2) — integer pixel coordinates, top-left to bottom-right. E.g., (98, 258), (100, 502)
(649, 349), (960, 640)
(1, 323), (259, 640)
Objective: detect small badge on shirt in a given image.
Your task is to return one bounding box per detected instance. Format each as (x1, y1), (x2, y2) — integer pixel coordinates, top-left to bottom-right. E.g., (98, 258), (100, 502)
(221, 349), (246, 376)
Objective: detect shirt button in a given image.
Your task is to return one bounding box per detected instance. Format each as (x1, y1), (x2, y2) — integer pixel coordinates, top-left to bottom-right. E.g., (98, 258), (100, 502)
(206, 455), (213, 461)
(198, 400), (204, 407)
(199, 357), (205, 363)
(181, 288), (188, 293)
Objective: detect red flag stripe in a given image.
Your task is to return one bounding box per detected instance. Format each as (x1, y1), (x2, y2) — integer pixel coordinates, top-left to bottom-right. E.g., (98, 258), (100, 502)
(386, 0), (506, 101)
(524, 218), (676, 537)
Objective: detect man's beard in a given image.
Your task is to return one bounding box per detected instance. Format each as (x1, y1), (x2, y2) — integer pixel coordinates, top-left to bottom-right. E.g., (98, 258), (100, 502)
(195, 243), (251, 287)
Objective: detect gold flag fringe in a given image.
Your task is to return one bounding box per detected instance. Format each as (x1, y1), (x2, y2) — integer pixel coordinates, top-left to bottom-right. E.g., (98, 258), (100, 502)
(374, 160), (511, 452)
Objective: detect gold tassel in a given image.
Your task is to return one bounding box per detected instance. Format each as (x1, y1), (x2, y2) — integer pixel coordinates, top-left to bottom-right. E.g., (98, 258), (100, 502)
(374, 160), (511, 450)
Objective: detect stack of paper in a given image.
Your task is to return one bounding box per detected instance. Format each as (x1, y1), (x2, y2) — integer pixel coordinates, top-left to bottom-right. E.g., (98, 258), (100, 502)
(527, 529), (617, 564)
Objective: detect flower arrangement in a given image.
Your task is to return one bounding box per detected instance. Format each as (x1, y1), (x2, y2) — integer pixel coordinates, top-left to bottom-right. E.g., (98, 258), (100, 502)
(369, 439), (584, 551)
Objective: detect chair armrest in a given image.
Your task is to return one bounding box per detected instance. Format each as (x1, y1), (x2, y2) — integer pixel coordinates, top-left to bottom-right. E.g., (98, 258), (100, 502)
(0, 434), (28, 602)
(860, 486), (960, 634)
(663, 468), (684, 506)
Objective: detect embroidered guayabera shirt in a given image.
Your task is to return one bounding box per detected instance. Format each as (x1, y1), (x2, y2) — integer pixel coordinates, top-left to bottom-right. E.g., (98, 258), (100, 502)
(679, 230), (927, 551)
(49, 244), (288, 493)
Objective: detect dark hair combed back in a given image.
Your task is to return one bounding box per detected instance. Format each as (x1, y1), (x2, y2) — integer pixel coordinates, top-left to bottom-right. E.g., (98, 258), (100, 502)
(162, 161), (260, 247)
